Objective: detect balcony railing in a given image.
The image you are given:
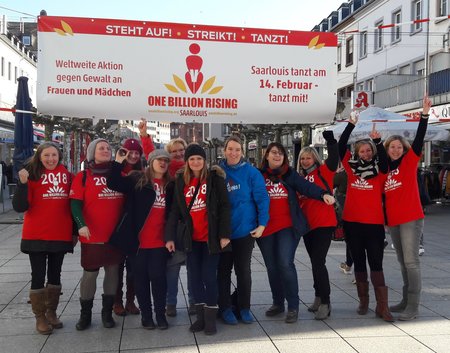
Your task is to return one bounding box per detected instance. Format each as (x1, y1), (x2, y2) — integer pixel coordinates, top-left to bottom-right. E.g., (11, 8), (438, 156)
(374, 77), (425, 108)
(429, 69), (450, 96)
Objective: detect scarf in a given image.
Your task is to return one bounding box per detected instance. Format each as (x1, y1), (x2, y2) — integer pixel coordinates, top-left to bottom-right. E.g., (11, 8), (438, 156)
(348, 156), (379, 180)
(262, 164), (289, 183)
(302, 163), (318, 176)
(88, 161), (112, 175)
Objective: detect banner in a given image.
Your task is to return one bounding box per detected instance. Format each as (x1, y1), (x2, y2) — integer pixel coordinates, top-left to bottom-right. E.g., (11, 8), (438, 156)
(37, 16), (337, 124)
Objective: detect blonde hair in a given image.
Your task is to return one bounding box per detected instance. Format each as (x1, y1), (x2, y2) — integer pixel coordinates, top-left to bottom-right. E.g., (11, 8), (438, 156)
(297, 146), (323, 175)
(384, 135), (411, 153)
(165, 138), (187, 153)
(354, 139), (377, 157)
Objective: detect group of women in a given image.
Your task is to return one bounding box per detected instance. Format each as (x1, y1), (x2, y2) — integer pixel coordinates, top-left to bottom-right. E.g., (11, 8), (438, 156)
(13, 96), (430, 336)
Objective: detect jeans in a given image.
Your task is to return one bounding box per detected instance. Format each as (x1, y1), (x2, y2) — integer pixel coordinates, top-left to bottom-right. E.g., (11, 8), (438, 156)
(186, 241), (220, 306)
(28, 252), (65, 289)
(132, 248), (168, 318)
(303, 227), (332, 304)
(257, 227), (300, 310)
(166, 260), (195, 306)
(218, 235), (255, 310)
(389, 219), (423, 297)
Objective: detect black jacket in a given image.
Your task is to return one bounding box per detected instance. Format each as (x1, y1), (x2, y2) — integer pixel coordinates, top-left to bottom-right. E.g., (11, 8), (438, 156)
(164, 166), (231, 254)
(106, 161), (172, 255)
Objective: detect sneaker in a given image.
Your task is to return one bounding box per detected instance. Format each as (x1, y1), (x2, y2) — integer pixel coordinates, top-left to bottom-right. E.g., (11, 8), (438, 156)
(285, 309), (298, 323)
(340, 262), (352, 275)
(240, 309), (254, 324)
(141, 316), (155, 330)
(352, 278), (356, 285)
(265, 305), (285, 317)
(156, 315), (168, 330)
(419, 246), (425, 256)
(391, 243), (395, 250)
(221, 308), (238, 325)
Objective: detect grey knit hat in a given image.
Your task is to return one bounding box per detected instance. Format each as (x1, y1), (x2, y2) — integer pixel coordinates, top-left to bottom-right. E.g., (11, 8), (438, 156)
(86, 138), (109, 162)
(148, 149), (171, 164)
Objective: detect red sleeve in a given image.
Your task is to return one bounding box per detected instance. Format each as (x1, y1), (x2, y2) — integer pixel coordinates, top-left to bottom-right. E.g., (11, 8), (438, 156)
(141, 135), (155, 158)
(69, 171), (85, 200)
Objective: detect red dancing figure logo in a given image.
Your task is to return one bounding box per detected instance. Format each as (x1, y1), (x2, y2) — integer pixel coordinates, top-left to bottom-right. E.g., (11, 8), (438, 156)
(185, 43), (203, 94)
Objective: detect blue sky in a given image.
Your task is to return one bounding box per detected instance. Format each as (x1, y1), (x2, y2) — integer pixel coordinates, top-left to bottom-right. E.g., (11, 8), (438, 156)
(1, 0), (345, 31)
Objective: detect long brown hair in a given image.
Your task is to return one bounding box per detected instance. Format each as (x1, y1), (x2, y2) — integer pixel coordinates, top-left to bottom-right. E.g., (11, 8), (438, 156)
(26, 142), (63, 181)
(183, 157), (208, 185)
(134, 159), (171, 191)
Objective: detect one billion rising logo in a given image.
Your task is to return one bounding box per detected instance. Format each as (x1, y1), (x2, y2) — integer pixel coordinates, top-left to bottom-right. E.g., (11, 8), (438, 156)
(164, 43), (223, 95)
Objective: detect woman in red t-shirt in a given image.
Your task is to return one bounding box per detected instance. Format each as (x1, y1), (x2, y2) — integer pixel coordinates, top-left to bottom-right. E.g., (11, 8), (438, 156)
(383, 96), (432, 321)
(13, 142), (73, 335)
(297, 131), (339, 320)
(338, 115), (393, 322)
(107, 148), (172, 330)
(70, 138), (125, 331)
(112, 138), (143, 317)
(165, 144), (231, 335)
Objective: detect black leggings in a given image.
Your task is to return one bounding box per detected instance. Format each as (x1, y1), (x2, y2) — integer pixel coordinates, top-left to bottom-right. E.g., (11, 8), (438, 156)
(28, 252), (65, 289)
(343, 221), (385, 275)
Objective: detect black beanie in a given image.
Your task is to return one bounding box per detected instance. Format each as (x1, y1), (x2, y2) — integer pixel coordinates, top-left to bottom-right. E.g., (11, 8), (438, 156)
(184, 144), (206, 161)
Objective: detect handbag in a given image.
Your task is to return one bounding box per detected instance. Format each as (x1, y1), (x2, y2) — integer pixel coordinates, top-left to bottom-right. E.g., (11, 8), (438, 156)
(317, 169), (345, 241)
(176, 180), (201, 252)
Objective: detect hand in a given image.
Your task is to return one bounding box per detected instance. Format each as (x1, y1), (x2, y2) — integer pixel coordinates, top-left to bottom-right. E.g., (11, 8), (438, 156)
(250, 225), (265, 238)
(422, 94), (432, 116)
(220, 238), (231, 249)
(322, 130), (336, 143)
(115, 148), (129, 164)
(166, 241), (175, 252)
(18, 168), (29, 184)
(78, 226), (91, 240)
(138, 118), (148, 137)
(369, 123), (381, 140)
(349, 111), (359, 125)
(323, 194), (335, 205)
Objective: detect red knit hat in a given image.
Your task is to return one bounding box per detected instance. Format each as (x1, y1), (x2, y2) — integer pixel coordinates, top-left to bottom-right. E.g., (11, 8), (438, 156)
(122, 138), (143, 155)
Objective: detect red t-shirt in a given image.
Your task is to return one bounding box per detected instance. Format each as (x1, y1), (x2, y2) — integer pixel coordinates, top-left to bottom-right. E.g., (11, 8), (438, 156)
(139, 179), (166, 248)
(141, 135), (155, 159)
(342, 150), (386, 224)
(22, 164), (72, 242)
(299, 164), (337, 230)
(384, 149), (424, 226)
(184, 178), (208, 242)
(169, 159), (185, 178)
(70, 169), (125, 243)
(262, 179), (292, 237)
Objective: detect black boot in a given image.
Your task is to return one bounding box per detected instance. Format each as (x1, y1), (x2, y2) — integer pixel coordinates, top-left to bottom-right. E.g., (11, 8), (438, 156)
(76, 299), (93, 331)
(189, 303), (205, 332)
(204, 306), (218, 335)
(101, 294), (115, 328)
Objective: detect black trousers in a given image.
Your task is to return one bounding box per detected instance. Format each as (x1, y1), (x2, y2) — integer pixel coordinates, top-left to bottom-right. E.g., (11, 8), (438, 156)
(303, 227), (333, 304)
(28, 252), (65, 289)
(132, 248), (168, 319)
(218, 235), (255, 310)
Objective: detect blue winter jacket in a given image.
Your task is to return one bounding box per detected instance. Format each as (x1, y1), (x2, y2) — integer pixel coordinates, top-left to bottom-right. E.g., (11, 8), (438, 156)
(219, 159), (269, 239)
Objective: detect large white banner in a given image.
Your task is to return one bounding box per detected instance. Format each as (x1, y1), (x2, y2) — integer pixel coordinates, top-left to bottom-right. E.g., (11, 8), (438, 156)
(37, 16), (337, 124)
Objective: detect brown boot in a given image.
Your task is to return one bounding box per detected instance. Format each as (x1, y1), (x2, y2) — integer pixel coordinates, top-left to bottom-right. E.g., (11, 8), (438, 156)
(375, 286), (394, 322)
(356, 281), (369, 315)
(125, 279), (140, 315)
(45, 284), (63, 329)
(30, 289), (53, 335)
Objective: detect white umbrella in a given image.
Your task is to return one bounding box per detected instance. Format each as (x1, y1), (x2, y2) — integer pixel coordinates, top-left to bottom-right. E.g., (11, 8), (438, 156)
(312, 107), (450, 145)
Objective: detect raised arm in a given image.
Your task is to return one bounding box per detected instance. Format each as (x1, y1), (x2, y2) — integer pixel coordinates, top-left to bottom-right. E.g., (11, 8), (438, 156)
(411, 95), (432, 156)
(138, 118), (155, 157)
(106, 149), (135, 193)
(369, 123), (388, 174)
(323, 130), (339, 172)
(338, 111), (358, 160)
